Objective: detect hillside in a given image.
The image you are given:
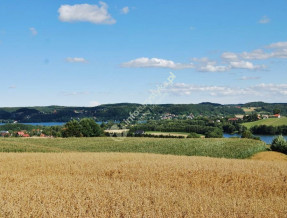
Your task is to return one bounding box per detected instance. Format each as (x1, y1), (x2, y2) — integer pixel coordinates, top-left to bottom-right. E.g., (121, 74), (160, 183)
(0, 153), (286, 217)
(1, 102), (287, 123)
(242, 117), (287, 129)
(0, 103), (244, 123)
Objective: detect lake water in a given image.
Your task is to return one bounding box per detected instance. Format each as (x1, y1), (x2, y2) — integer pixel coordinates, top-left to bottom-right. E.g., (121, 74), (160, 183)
(0, 122), (65, 126)
(0, 122), (103, 126)
(223, 133), (287, 144)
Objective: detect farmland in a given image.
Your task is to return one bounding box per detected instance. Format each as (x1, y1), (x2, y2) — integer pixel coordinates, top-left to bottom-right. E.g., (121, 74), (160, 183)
(242, 116), (287, 129)
(145, 131), (191, 138)
(0, 153), (286, 217)
(0, 137), (267, 159)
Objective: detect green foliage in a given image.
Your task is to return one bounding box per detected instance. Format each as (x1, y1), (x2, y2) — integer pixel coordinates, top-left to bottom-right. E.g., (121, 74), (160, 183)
(62, 120), (83, 137)
(62, 119), (102, 137)
(243, 113), (259, 122)
(205, 127), (223, 138)
(251, 125), (287, 135)
(79, 118), (102, 137)
(129, 119), (225, 138)
(0, 137), (267, 159)
(187, 132), (201, 138)
(271, 135), (287, 154)
(273, 108), (281, 114)
(241, 130), (253, 139)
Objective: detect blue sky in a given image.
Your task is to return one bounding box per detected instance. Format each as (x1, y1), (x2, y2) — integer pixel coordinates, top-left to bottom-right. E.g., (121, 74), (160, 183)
(1, 0), (287, 107)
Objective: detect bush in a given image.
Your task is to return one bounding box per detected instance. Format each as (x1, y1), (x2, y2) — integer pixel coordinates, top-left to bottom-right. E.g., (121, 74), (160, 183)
(187, 132), (201, 138)
(270, 135), (287, 154)
(241, 130), (253, 139)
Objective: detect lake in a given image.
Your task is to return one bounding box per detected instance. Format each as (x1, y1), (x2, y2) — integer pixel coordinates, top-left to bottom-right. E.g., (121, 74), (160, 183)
(0, 122), (103, 126)
(223, 133), (287, 144)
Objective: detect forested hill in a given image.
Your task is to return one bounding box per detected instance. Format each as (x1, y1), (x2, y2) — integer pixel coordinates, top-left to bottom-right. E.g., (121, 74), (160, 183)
(0, 102), (286, 123)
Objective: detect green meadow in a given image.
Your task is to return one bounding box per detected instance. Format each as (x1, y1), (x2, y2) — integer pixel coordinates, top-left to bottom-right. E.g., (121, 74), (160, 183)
(0, 137), (266, 159)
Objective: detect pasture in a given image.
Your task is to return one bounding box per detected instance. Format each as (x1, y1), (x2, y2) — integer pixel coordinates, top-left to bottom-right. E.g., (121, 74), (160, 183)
(242, 116), (287, 129)
(0, 137), (267, 159)
(0, 153), (286, 217)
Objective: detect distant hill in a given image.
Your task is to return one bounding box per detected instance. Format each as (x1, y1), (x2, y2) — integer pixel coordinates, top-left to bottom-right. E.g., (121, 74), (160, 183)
(0, 102), (286, 123)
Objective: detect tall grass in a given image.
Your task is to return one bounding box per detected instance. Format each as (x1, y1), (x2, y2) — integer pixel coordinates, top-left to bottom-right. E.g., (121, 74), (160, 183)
(0, 137), (267, 159)
(0, 153), (286, 217)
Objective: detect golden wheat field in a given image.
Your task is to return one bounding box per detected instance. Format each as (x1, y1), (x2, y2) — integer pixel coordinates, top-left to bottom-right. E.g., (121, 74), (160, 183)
(0, 153), (286, 217)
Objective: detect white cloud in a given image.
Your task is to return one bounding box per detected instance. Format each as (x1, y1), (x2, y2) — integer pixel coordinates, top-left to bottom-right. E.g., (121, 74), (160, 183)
(229, 61), (264, 70)
(66, 57), (88, 63)
(122, 57), (194, 69)
(222, 41), (287, 61)
(221, 52), (239, 61)
(198, 62), (230, 72)
(259, 16), (270, 24)
(121, 6), (129, 14)
(29, 27), (38, 36)
(240, 49), (273, 60)
(267, 41), (287, 49)
(165, 83), (287, 98)
(58, 2), (116, 24)
(8, 85), (16, 89)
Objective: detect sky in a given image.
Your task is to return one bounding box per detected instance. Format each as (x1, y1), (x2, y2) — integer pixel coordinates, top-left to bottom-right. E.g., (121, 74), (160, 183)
(1, 0), (287, 107)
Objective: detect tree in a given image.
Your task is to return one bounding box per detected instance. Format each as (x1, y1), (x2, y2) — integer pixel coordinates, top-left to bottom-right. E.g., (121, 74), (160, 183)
(205, 127), (223, 138)
(79, 118), (102, 137)
(271, 135), (287, 154)
(241, 130), (253, 139)
(62, 120), (82, 137)
(273, 108), (281, 114)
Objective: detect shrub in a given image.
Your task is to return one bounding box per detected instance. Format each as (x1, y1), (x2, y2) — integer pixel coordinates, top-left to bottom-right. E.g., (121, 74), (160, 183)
(270, 135), (287, 154)
(187, 132), (201, 138)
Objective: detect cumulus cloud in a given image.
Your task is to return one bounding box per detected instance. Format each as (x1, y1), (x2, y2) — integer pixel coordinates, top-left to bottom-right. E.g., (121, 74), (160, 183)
(229, 61), (264, 70)
(29, 27), (38, 36)
(66, 57), (88, 63)
(222, 41), (287, 61)
(164, 83), (287, 98)
(197, 61), (230, 72)
(267, 41), (287, 49)
(122, 57), (194, 69)
(123, 40), (287, 72)
(58, 2), (116, 24)
(121, 6), (129, 14)
(259, 16), (270, 24)
(221, 52), (239, 61)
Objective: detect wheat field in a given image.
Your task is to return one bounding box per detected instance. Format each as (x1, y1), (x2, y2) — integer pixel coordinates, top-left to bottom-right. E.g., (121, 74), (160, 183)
(0, 153), (286, 217)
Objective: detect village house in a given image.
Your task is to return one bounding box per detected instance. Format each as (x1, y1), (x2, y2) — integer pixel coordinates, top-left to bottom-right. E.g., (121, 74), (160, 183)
(270, 114), (281, 118)
(17, 131), (30, 137)
(0, 131), (9, 137)
(274, 114), (281, 118)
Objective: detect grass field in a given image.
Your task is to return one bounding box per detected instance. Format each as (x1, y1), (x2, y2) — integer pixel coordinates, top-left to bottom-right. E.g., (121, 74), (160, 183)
(0, 137), (267, 159)
(242, 107), (260, 114)
(145, 131), (191, 137)
(242, 116), (287, 129)
(0, 153), (286, 217)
